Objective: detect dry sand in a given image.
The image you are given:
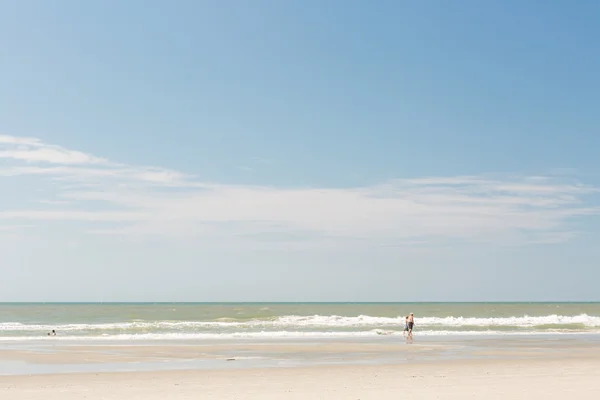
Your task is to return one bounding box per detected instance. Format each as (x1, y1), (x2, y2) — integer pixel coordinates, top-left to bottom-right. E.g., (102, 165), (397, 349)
(2, 357), (599, 399)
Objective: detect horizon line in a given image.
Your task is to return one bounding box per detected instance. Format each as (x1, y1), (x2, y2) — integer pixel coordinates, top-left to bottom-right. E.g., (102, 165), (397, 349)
(2, 301), (599, 304)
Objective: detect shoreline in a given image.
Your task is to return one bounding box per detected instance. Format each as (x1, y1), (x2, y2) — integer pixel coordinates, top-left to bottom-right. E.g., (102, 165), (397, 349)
(2, 334), (600, 376)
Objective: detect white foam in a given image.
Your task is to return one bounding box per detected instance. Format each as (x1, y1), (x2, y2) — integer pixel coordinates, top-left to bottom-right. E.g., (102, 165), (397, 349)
(0, 329), (598, 342)
(1, 314), (599, 333)
(273, 314), (600, 327)
(417, 314), (600, 327)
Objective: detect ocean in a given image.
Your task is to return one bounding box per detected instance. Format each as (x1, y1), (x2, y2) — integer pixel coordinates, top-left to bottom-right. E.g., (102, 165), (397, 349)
(1, 302), (599, 341)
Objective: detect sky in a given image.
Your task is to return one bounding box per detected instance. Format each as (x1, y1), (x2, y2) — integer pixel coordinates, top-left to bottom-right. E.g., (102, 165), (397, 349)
(1, 1), (599, 302)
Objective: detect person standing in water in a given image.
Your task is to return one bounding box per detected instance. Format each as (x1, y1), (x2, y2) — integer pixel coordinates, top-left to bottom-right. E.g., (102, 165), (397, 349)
(403, 316), (409, 337)
(407, 313), (415, 338)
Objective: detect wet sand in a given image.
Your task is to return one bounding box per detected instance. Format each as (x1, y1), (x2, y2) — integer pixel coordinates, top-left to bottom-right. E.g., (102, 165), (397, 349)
(2, 337), (600, 398)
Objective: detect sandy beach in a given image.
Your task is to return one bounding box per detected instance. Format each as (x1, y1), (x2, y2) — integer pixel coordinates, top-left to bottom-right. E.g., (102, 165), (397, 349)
(2, 357), (599, 399)
(3, 304), (600, 399)
(2, 338), (600, 399)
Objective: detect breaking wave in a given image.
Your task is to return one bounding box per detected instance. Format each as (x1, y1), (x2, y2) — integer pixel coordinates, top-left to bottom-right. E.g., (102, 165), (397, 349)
(2, 314), (600, 331)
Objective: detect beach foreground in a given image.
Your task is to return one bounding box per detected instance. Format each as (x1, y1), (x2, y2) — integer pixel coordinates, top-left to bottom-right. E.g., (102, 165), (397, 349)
(2, 357), (599, 400)
(3, 302), (600, 399)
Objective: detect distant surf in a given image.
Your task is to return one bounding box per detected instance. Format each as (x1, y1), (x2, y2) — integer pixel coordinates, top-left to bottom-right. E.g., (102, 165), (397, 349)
(1, 312), (600, 341)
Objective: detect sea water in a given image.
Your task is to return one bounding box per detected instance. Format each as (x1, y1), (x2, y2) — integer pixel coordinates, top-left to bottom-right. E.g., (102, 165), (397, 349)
(2, 302), (600, 341)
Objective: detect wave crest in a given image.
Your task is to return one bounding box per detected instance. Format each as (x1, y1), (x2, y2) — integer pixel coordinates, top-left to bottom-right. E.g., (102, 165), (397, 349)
(1, 314), (599, 336)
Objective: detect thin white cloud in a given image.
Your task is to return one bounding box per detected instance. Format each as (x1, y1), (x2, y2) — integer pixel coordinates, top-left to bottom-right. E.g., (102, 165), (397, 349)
(0, 210), (149, 221)
(0, 135), (43, 146)
(0, 134), (598, 245)
(0, 134), (106, 164)
(0, 148), (105, 164)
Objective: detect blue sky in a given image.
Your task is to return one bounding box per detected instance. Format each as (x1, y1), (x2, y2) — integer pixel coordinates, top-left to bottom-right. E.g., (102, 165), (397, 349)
(1, 1), (599, 301)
